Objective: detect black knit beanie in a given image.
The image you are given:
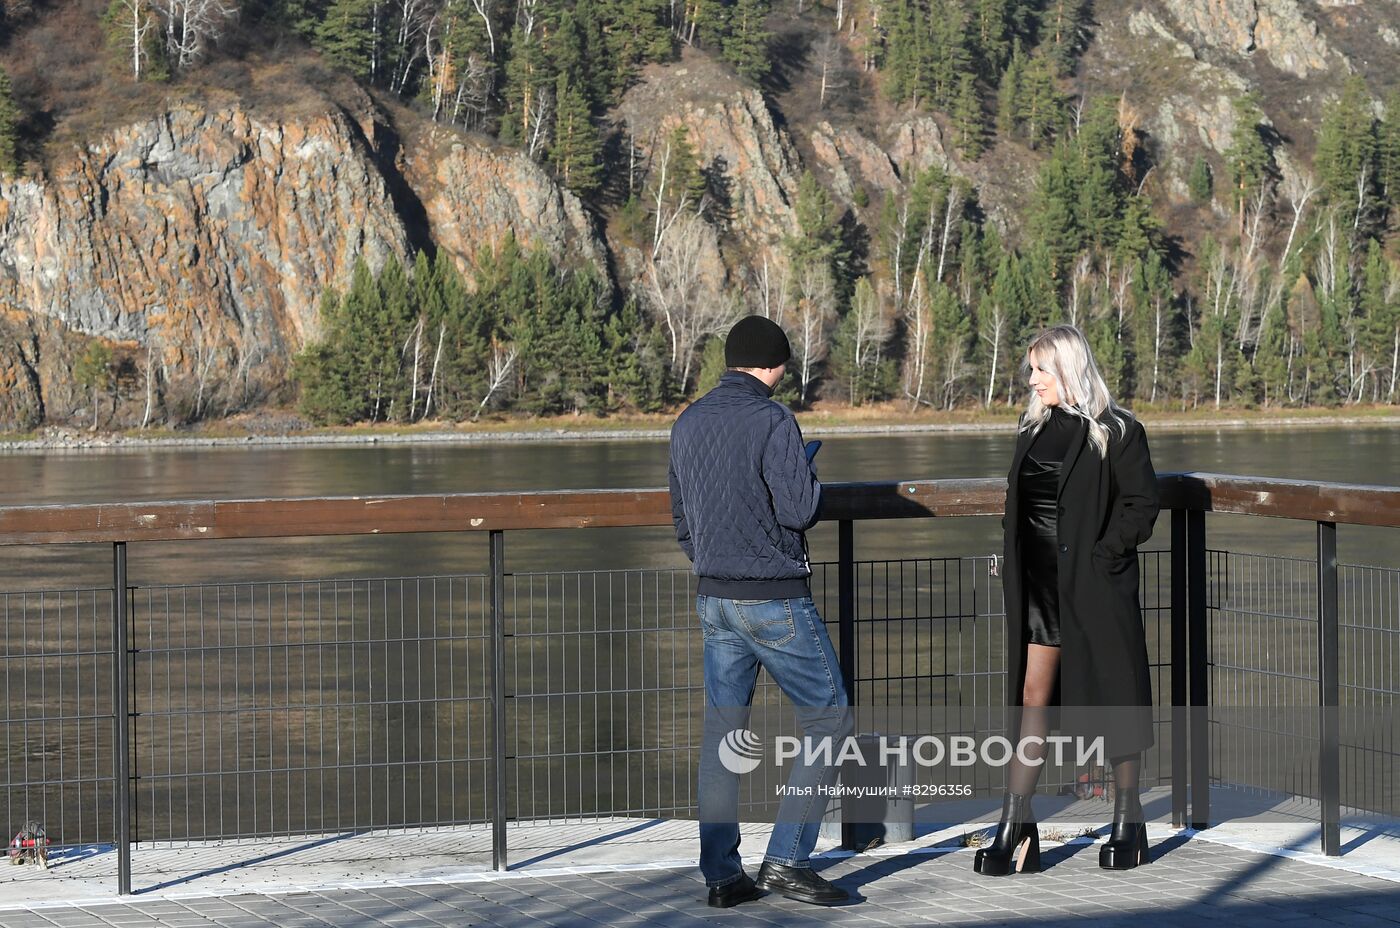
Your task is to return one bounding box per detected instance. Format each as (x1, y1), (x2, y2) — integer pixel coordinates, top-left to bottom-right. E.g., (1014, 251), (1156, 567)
(725, 315), (792, 369)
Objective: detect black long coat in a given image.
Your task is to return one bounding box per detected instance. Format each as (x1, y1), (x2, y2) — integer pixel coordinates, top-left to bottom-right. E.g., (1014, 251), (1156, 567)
(1001, 410), (1160, 757)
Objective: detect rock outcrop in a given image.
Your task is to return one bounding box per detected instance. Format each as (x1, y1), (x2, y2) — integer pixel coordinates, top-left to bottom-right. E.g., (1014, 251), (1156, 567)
(0, 104), (411, 425)
(810, 121), (902, 202)
(1159, 0), (1341, 77)
(0, 97), (608, 427)
(405, 128), (607, 280)
(618, 51), (804, 265)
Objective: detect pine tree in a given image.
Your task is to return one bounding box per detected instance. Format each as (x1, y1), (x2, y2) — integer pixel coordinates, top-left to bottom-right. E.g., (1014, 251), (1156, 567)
(788, 170), (845, 276)
(883, 0), (923, 107)
(722, 0), (771, 83)
(316, 0), (378, 80)
(376, 255), (416, 421)
(1378, 90), (1400, 213)
(1041, 0), (1089, 76)
(694, 336), (728, 396)
(295, 289), (364, 424)
(1358, 239), (1396, 403)
(926, 4), (972, 109)
(1029, 144), (1081, 278)
(1255, 295), (1290, 407)
(550, 73), (603, 196)
(1130, 250), (1174, 405)
(928, 279), (972, 409)
(0, 67), (19, 174)
(501, 12), (556, 152)
(74, 341), (115, 430)
(1188, 154), (1213, 204)
(1018, 51), (1062, 149)
(995, 42), (1024, 137)
(1314, 75), (1377, 210)
(606, 0), (672, 86)
(952, 73), (985, 158)
(604, 298), (670, 411)
(973, 0), (1011, 77)
(1223, 94), (1271, 231)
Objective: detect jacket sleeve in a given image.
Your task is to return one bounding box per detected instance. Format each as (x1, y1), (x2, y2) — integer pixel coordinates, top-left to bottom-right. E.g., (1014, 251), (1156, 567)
(1095, 419), (1160, 558)
(762, 414), (822, 531)
(668, 451), (695, 562)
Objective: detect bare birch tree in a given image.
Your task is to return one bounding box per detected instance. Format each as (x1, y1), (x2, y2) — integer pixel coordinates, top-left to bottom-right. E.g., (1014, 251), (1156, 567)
(981, 299), (1008, 407)
(473, 340), (517, 420)
(153, 0), (238, 70)
(902, 272), (932, 408)
(749, 254), (792, 328)
(792, 262), (838, 404)
(844, 277), (891, 404)
(112, 0), (159, 81)
(643, 213), (734, 392)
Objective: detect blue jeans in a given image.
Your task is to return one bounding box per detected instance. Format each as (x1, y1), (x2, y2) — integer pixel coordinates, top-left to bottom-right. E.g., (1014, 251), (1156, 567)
(696, 594), (850, 887)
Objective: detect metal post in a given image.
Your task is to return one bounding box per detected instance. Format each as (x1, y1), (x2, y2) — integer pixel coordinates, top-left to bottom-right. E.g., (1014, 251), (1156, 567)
(1170, 510), (1188, 828)
(489, 531), (508, 871)
(837, 520), (856, 850)
(837, 520), (856, 702)
(112, 542), (132, 896)
(1317, 521), (1341, 857)
(1187, 510), (1210, 830)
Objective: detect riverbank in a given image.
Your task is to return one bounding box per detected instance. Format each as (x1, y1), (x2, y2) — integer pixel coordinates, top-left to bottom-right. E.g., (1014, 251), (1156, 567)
(2, 406), (1398, 450)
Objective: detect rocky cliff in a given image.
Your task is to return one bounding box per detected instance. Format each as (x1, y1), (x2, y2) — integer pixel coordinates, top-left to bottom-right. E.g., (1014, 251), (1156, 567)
(0, 92), (606, 428)
(0, 0), (1388, 427)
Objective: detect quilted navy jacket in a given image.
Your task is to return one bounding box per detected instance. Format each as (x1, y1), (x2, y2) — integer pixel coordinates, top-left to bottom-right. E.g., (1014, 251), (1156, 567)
(667, 371), (822, 599)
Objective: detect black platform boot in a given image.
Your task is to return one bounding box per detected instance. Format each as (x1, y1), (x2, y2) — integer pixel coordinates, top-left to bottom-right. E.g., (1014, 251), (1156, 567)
(1099, 791), (1150, 870)
(973, 792), (1041, 876)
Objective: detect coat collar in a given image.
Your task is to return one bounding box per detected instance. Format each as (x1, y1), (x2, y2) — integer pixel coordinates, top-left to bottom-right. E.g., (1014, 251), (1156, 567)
(1056, 414), (1089, 501)
(1010, 409), (1091, 502)
(720, 370), (775, 398)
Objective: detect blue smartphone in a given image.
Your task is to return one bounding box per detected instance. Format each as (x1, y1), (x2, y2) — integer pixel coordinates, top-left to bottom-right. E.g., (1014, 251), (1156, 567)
(804, 440), (822, 463)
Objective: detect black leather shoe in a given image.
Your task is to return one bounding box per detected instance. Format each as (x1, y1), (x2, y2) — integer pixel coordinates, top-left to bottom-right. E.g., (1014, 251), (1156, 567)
(973, 792), (1041, 876)
(707, 873), (763, 908)
(1099, 791), (1150, 870)
(754, 861), (849, 905)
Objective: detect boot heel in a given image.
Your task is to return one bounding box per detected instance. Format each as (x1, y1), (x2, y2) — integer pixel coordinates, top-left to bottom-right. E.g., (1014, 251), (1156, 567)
(1135, 826), (1150, 865)
(1015, 827), (1041, 873)
(974, 792), (1037, 877)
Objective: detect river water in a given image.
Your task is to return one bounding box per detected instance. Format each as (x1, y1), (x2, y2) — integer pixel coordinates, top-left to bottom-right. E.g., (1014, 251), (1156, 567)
(1, 424), (1396, 592)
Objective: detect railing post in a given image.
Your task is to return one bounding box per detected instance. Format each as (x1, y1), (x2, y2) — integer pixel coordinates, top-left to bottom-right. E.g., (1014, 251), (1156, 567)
(1317, 521), (1341, 857)
(489, 530), (508, 871)
(837, 520), (856, 702)
(1170, 510), (1188, 828)
(837, 520), (856, 850)
(112, 542), (132, 896)
(1187, 510), (1210, 831)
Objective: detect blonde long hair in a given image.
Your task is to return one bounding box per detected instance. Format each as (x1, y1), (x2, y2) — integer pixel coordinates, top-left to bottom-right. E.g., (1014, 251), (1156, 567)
(1019, 325), (1129, 457)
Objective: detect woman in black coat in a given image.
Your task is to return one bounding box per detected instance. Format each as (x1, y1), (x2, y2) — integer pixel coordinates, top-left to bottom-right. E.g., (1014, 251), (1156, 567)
(974, 324), (1160, 877)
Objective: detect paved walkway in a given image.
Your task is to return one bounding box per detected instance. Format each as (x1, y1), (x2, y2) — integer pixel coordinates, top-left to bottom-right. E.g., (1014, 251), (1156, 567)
(4, 824), (1400, 927)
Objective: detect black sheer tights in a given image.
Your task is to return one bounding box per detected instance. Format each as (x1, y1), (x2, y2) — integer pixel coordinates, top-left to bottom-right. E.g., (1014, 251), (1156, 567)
(1006, 644), (1140, 797)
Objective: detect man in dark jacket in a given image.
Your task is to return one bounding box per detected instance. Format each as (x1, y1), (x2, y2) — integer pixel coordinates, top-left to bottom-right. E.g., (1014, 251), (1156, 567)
(669, 315), (850, 908)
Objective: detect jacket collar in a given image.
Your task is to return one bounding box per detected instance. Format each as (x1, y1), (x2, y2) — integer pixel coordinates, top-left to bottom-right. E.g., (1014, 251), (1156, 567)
(721, 370), (775, 398)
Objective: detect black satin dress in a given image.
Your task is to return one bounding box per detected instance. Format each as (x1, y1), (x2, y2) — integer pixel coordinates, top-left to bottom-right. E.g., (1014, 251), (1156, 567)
(1018, 407), (1080, 648)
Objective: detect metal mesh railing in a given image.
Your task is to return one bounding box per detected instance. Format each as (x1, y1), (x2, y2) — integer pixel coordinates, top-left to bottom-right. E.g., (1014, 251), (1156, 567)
(1205, 553), (1400, 817)
(129, 576), (492, 845)
(1, 588), (117, 850)
(3, 544), (1398, 867)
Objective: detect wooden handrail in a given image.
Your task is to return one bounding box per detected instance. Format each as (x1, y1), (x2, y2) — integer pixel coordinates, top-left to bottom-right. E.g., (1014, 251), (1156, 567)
(0, 473), (1395, 545)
